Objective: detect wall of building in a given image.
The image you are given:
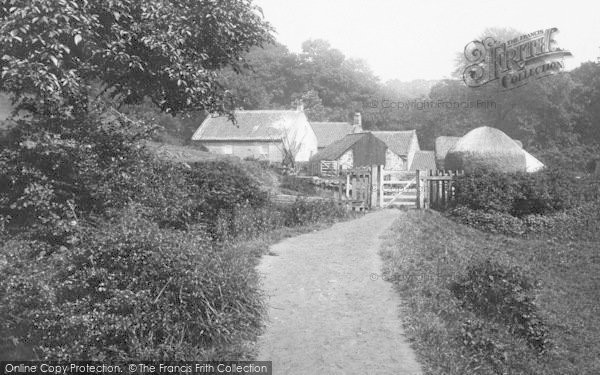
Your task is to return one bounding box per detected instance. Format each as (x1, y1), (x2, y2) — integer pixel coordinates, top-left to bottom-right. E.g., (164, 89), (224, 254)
(289, 119), (318, 162)
(406, 135), (420, 169)
(384, 149), (406, 170)
(339, 149), (354, 170)
(202, 141), (283, 162)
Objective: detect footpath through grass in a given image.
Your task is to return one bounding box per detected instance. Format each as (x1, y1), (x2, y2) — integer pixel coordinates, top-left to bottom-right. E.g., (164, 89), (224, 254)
(379, 209), (600, 375)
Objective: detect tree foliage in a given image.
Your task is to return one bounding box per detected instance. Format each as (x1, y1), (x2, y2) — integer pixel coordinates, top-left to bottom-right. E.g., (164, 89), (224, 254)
(0, 0), (273, 117)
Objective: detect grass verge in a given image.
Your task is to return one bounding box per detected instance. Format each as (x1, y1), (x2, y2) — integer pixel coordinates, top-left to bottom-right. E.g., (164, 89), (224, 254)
(379, 209), (600, 375)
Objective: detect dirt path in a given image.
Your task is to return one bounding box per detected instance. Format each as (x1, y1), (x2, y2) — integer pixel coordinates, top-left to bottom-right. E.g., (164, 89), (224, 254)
(256, 209), (423, 375)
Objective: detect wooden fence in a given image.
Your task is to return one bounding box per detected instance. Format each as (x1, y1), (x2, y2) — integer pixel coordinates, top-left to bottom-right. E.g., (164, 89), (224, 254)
(319, 166), (464, 210)
(416, 170), (464, 209)
(334, 166), (417, 210)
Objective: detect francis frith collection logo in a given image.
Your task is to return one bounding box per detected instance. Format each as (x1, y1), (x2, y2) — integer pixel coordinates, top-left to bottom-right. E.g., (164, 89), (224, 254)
(462, 28), (572, 90)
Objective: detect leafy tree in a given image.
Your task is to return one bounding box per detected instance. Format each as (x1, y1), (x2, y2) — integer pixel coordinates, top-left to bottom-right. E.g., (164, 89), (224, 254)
(218, 38), (379, 123)
(570, 62), (600, 146)
(218, 42), (297, 110)
(0, 0), (274, 238)
(0, 0), (273, 117)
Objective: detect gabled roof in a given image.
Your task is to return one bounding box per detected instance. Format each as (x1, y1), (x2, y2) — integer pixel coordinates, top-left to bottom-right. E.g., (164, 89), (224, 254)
(435, 136), (461, 161)
(310, 133), (367, 162)
(191, 110), (308, 141)
(409, 151), (436, 171)
(311, 122), (354, 148)
(371, 130), (417, 156)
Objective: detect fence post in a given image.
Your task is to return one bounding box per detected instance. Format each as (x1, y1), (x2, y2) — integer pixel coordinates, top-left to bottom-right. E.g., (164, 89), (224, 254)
(370, 165), (378, 208)
(345, 173), (350, 199)
(378, 165), (384, 208)
(416, 170), (423, 209)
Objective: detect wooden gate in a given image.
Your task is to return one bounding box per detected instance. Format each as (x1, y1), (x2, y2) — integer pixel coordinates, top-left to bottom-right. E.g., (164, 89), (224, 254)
(337, 167), (373, 211)
(337, 166), (418, 210)
(335, 167), (463, 210)
(416, 170), (464, 209)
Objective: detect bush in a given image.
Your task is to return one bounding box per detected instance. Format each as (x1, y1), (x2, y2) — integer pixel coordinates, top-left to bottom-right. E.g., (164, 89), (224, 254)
(447, 206), (526, 236)
(279, 175), (317, 195)
(0, 111), (164, 243)
(453, 169), (521, 214)
(450, 260), (552, 354)
(212, 204), (284, 242)
(189, 160), (268, 225)
(452, 168), (600, 217)
(448, 202), (600, 241)
(279, 198), (346, 227)
(0, 209), (264, 360)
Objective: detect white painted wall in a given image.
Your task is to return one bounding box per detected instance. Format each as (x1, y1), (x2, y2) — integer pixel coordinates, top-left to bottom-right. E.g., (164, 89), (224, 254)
(406, 134), (420, 170)
(384, 149), (406, 170)
(339, 149), (354, 170)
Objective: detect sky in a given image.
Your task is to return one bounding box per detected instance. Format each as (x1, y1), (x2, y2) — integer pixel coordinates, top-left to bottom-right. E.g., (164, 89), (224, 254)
(254, 0), (600, 82)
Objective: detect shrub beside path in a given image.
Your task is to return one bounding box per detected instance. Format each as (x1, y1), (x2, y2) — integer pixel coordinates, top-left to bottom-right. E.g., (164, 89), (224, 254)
(256, 209), (422, 375)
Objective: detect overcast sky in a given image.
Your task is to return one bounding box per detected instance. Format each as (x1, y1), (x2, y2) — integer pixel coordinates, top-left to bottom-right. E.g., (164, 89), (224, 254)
(254, 0), (600, 82)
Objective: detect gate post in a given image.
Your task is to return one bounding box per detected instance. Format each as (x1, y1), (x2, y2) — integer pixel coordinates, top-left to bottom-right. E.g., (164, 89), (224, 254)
(416, 170), (424, 209)
(370, 165), (378, 208)
(378, 165), (384, 208)
(345, 173), (350, 199)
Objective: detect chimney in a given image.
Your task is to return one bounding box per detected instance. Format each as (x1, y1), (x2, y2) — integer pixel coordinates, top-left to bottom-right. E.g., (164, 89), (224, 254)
(352, 112), (362, 133)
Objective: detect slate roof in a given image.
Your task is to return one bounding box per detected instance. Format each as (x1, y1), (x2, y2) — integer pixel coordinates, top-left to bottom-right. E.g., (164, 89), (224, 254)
(409, 151), (437, 171)
(371, 130), (417, 156)
(435, 136), (461, 161)
(191, 110), (308, 141)
(310, 122), (354, 148)
(310, 133), (367, 162)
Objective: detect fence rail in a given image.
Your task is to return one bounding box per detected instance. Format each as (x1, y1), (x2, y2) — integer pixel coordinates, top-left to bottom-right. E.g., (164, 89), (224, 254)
(416, 170), (464, 209)
(318, 166), (463, 210)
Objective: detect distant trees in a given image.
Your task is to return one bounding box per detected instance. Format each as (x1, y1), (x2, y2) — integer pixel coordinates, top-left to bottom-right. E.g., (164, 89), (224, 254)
(219, 39), (380, 123)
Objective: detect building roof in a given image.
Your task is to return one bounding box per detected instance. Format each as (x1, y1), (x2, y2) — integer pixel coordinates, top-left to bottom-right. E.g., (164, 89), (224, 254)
(311, 122), (354, 148)
(371, 130), (417, 156)
(435, 136), (461, 161)
(191, 110), (308, 141)
(310, 133), (367, 162)
(409, 151), (437, 171)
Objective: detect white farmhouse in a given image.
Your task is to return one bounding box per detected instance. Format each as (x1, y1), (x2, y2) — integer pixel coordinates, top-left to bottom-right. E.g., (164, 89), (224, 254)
(191, 107), (318, 163)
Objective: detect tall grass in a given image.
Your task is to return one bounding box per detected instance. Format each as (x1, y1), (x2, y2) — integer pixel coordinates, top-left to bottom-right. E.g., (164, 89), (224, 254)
(379, 210), (600, 375)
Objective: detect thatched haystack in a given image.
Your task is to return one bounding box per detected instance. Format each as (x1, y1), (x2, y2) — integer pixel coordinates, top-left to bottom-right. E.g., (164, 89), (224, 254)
(444, 127), (526, 172)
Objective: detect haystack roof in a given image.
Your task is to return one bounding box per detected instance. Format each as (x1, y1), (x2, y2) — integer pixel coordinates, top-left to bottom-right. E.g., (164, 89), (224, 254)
(435, 136), (460, 161)
(410, 151), (436, 171)
(371, 130), (417, 156)
(191, 110), (308, 141)
(524, 150), (545, 172)
(311, 122), (354, 148)
(445, 126), (527, 172)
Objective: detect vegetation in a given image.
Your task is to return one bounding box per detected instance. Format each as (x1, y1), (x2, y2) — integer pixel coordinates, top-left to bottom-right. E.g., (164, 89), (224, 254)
(0, 0), (353, 362)
(0, 148), (352, 360)
(379, 210), (600, 375)
(446, 168), (600, 240)
(198, 36), (600, 174)
(388, 166), (600, 374)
